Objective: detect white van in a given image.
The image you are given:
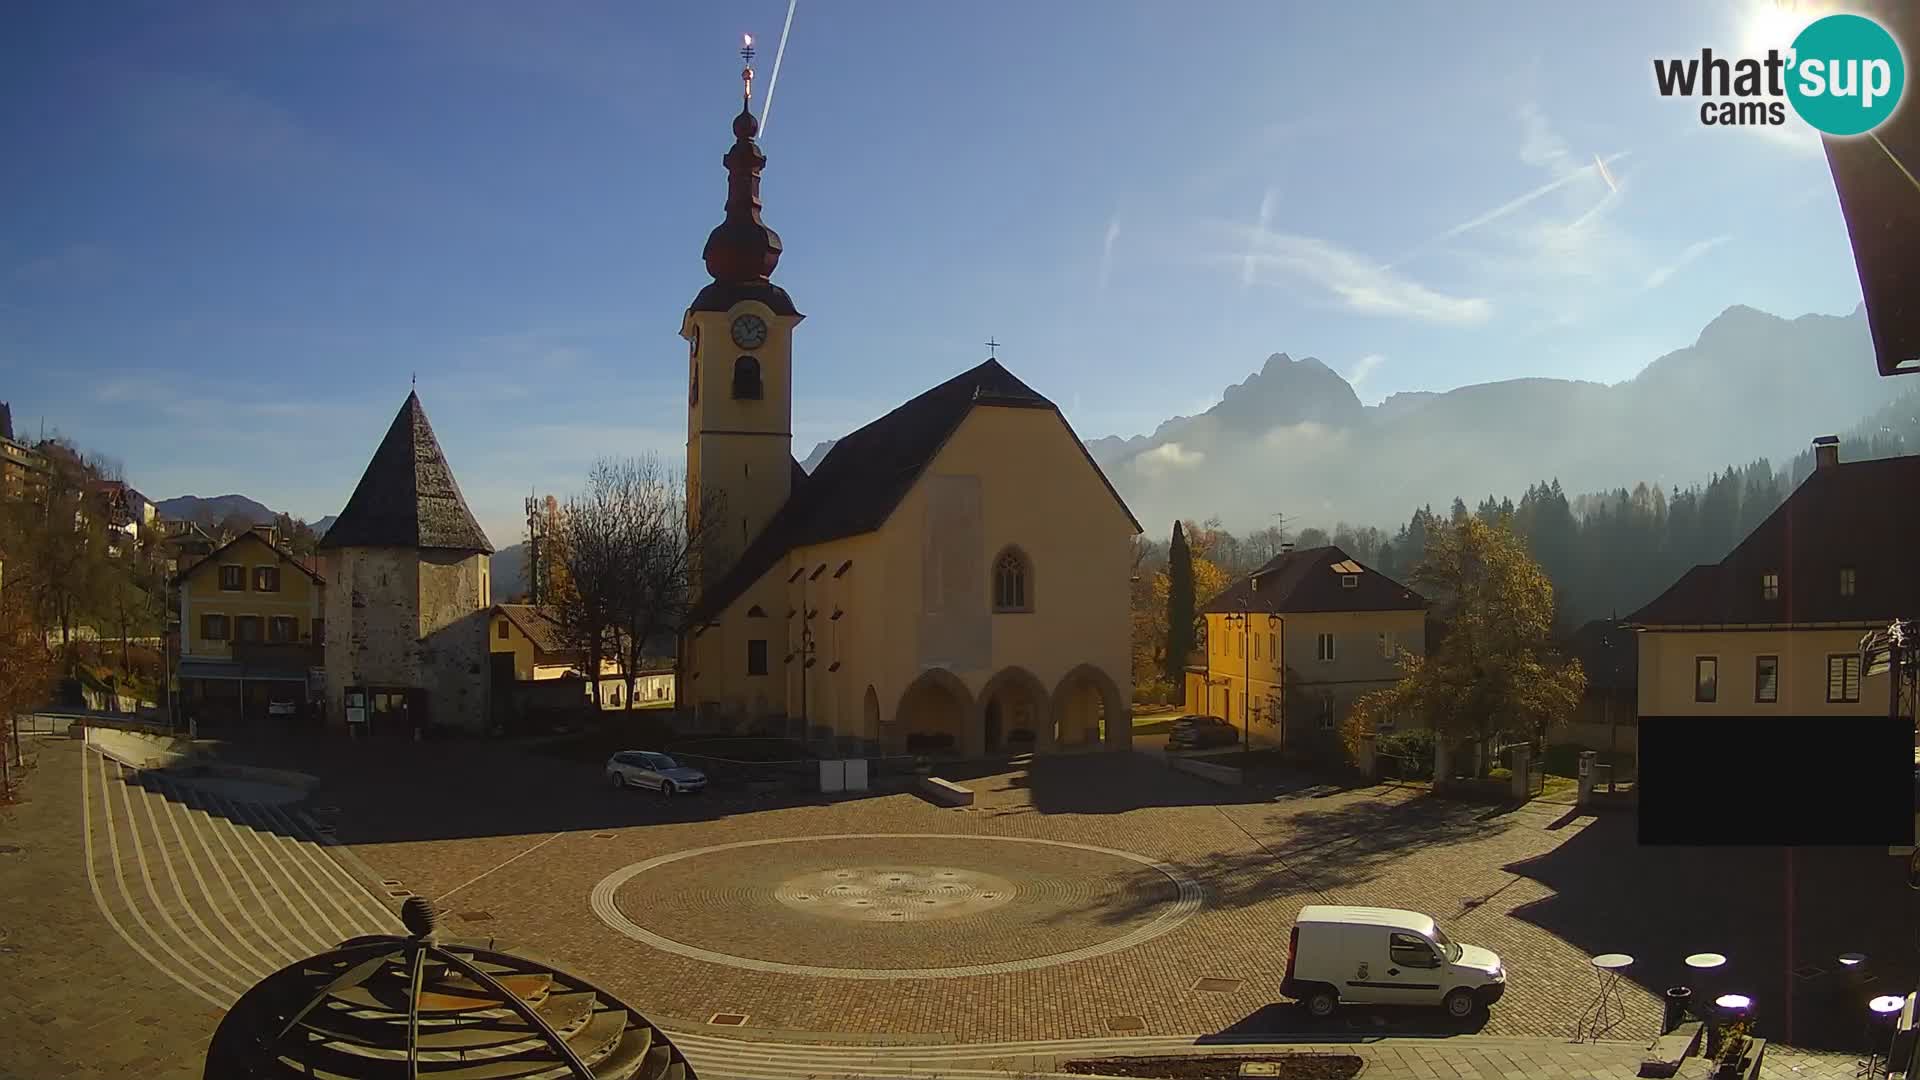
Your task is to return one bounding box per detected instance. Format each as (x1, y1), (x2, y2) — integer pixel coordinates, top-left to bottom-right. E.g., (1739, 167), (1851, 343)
(1281, 905), (1506, 1020)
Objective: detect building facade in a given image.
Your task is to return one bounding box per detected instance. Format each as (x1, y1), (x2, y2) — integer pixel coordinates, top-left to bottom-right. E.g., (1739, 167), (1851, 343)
(318, 392), (494, 736)
(490, 603), (675, 710)
(175, 525), (326, 731)
(1195, 546), (1427, 752)
(677, 72), (1140, 756)
(1629, 437), (1916, 726)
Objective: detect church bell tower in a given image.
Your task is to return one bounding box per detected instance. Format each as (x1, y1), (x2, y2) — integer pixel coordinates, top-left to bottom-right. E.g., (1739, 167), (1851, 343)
(683, 34), (804, 595)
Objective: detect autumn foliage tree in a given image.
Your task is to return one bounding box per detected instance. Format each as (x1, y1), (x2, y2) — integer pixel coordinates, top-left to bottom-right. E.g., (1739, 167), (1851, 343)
(1344, 516), (1585, 775)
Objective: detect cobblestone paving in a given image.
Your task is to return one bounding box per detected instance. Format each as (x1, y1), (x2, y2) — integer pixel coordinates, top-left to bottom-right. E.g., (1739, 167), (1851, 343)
(3, 731), (1902, 1080)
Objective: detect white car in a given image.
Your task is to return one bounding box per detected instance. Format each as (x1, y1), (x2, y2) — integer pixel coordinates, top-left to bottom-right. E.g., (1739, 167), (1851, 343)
(1281, 905), (1506, 1020)
(605, 751), (708, 797)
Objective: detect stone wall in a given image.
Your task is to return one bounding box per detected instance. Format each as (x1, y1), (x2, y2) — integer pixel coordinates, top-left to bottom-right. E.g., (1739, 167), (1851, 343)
(417, 552), (490, 731)
(323, 549), (422, 723)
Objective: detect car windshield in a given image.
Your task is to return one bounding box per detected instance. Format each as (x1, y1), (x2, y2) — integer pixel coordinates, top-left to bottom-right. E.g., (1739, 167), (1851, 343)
(1430, 925), (1461, 962)
(648, 754), (680, 770)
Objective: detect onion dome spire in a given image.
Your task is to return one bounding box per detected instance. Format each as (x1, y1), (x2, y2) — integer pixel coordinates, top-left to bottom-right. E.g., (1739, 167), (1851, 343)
(703, 33), (784, 284)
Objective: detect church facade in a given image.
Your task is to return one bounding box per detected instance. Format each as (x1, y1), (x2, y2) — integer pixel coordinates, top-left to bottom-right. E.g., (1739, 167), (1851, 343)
(678, 69), (1140, 757)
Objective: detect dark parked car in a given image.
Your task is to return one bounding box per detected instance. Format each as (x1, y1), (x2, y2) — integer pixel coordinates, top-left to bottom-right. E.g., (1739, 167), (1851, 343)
(1167, 715), (1239, 750)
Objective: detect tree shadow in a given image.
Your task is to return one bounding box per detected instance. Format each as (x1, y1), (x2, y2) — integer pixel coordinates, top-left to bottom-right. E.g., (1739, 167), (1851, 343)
(1502, 812), (1919, 1052)
(1042, 792), (1528, 927)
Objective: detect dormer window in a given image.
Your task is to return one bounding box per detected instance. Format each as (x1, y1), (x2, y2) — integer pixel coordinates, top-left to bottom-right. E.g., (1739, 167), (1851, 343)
(1839, 567), (1856, 597)
(1341, 575), (1358, 589)
(1761, 572), (1780, 600)
(731, 355), (763, 400)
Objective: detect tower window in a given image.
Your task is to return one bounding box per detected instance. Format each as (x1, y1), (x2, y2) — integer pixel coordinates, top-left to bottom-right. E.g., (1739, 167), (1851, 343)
(992, 547), (1032, 612)
(732, 356), (763, 400)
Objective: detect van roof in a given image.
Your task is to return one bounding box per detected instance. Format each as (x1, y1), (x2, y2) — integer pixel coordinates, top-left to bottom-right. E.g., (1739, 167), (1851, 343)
(1295, 905), (1436, 934)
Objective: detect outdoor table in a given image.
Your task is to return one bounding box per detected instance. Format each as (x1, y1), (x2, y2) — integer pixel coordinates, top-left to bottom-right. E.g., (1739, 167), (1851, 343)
(1859, 995), (1905, 1078)
(1573, 953), (1634, 1041)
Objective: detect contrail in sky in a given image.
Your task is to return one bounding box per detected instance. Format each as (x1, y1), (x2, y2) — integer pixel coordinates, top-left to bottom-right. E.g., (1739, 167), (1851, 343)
(760, 0), (798, 136)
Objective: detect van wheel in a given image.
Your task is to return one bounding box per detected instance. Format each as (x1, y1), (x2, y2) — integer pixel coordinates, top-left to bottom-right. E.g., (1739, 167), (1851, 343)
(1304, 986), (1338, 1018)
(1444, 988), (1478, 1019)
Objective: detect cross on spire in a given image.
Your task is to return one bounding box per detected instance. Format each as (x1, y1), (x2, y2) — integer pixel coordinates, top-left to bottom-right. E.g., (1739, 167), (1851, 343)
(985, 337), (1001, 359)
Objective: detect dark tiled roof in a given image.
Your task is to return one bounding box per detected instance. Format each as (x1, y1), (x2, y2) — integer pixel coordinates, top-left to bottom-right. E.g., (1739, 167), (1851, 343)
(318, 392), (494, 554)
(1201, 546), (1427, 615)
(689, 280), (801, 317)
(177, 531), (325, 588)
(687, 358), (1142, 626)
(1564, 619), (1637, 691)
(1822, 0), (1920, 376)
(1629, 454), (1920, 626)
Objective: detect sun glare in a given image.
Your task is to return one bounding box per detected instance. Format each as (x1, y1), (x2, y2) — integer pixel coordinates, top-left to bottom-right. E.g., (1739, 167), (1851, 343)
(1738, 0), (1824, 58)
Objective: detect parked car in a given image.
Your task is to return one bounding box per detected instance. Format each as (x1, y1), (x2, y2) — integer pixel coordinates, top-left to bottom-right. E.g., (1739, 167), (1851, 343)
(1281, 905), (1506, 1020)
(605, 751), (708, 796)
(1167, 714), (1239, 750)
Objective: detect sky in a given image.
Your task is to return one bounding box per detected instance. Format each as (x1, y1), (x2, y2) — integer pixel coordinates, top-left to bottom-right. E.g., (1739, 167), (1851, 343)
(0, 1), (1876, 547)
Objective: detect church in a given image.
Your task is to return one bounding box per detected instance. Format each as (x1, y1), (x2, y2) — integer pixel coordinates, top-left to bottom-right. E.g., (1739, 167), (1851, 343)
(679, 54), (1141, 757)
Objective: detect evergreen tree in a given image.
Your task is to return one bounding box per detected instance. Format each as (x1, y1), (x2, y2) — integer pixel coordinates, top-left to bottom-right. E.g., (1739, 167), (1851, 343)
(1164, 521), (1195, 688)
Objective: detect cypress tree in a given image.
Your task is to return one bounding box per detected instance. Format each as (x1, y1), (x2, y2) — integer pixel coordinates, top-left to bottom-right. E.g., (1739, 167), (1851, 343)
(1165, 521), (1195, 688)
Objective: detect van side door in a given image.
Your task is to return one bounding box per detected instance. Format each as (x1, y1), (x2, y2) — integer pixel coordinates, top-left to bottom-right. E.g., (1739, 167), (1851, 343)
(1378, 930), (1447, 1004)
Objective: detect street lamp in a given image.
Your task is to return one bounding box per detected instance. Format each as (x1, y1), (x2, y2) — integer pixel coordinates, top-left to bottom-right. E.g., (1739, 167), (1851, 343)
(1221, 610), (1283, 756)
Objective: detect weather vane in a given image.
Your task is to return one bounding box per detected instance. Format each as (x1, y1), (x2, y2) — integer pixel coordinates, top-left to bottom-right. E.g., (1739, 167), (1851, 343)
(741, 33), (756, 106)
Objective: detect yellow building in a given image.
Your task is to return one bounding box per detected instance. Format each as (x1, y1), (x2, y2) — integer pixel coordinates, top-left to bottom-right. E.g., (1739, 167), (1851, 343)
(1195, 546), (1427, 752)
(176, 525), (326, 731)
(678, 75), (1140, 756)
(489, 603), (674, 709)
(1629, 438), (1914, 725)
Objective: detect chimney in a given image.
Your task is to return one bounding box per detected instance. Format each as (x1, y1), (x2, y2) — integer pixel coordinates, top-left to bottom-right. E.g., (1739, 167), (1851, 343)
(1813, 435), (1840, 471)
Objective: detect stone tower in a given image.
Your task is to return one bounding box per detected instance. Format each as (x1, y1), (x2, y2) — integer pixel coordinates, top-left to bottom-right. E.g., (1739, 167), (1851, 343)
(682, 45), (804, 597)
(318, 392), (495, 733)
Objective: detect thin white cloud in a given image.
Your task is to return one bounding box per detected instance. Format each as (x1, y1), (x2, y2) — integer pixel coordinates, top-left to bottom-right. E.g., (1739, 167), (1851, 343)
(1136, 442), (1205, 477)
(1346, 354), (1385, 389)
(1234, 228), (1493, 326)
(1389, 149), (1632, 269)
(1097, 215), (1121, 292)
(1242, 187), (1280, 287)
(1519, 102), (1579, 176)
(1644, 235), (1732, 289)
(759, 0), (799, 137)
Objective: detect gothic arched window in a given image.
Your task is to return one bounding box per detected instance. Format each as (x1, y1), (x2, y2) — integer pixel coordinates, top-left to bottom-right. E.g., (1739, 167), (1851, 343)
(992, 547), (1032, 613)
(732, 355), (763, 400)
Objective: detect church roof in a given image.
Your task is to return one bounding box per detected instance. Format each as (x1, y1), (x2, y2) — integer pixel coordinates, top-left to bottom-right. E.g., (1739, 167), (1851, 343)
(318, 392), (494, 554)
(687, 358), (1140, 627)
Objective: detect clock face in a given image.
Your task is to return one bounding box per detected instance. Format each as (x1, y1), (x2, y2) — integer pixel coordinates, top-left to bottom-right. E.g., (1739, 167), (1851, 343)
(730, 314), (769, 350)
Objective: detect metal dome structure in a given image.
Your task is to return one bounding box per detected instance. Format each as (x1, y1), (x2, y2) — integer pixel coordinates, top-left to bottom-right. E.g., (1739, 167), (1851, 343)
(204, 897), (696, 1080)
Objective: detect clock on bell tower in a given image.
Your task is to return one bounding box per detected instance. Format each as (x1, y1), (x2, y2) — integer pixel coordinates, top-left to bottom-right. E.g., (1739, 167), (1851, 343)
(682, 38), (804, 595)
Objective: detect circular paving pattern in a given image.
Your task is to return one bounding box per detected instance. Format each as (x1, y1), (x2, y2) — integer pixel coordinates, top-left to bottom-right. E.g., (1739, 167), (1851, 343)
(773, 866), (1019, 922)
(590, 833), (1204, 980)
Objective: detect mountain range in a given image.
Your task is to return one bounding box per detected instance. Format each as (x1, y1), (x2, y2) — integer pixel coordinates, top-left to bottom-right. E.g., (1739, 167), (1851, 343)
(158, 303), (1899, 599)
(1091, 303), (1897, 536)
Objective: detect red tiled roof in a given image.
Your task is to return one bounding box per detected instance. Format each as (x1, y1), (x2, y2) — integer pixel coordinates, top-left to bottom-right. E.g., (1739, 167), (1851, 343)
(1629, 454), (1920, 626)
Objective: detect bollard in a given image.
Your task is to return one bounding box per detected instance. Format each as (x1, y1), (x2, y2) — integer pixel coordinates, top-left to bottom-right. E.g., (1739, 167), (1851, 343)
(1664, 987), (1693, 1035)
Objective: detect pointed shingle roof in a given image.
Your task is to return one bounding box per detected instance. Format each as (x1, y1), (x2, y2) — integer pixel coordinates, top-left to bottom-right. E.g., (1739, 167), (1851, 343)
(318, 392), (494, 554)
(1201, 545), (1427, 616)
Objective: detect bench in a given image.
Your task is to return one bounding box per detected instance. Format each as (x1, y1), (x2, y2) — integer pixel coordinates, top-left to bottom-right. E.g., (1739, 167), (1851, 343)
(916, 776), (974, 807)
(1638, 1020), (1702, 1078)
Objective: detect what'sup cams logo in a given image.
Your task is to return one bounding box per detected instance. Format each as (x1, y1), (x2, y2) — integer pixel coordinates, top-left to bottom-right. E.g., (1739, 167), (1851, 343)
(1654, 11), (1906, 136)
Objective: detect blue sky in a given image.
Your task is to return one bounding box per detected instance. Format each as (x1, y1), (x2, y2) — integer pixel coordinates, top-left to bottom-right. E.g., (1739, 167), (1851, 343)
(0, 1), (1873, 545)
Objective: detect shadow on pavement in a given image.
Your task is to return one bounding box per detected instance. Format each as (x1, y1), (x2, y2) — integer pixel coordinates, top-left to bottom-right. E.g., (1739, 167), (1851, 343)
(1210, 1002), (1491, 1041)
(1504, 811), (1918, 1053)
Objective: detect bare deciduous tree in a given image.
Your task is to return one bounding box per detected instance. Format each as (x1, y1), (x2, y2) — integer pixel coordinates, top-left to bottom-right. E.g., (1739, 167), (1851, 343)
(553, 457), (727, 711)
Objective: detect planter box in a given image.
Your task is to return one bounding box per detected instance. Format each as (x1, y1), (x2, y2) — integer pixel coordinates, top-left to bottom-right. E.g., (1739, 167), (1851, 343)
(917, 776), (973, 807)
